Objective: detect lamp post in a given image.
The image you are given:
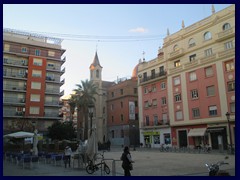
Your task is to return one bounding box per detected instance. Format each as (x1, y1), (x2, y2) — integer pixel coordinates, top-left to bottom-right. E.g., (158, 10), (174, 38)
(88, 104), (94, 136)
(225, 112), (233, 154)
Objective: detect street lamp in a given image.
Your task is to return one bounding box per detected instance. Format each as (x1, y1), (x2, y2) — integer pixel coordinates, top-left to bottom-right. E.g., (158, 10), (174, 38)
(88, 104), (94, 136)
(225, 112), (233, 154)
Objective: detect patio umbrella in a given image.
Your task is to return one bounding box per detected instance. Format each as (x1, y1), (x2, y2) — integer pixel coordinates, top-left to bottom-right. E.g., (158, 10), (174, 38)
(4, 131), (34, 139)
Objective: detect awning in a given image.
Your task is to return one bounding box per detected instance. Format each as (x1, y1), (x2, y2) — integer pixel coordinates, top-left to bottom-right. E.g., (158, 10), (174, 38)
(188, 128), (206, 137)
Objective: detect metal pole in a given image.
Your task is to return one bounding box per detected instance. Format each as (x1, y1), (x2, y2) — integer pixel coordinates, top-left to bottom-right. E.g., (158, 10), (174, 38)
(226, 113), (233, 154)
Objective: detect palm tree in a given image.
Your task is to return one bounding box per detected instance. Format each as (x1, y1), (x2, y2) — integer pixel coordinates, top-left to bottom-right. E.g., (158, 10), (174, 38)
(73, 79), (98, 141)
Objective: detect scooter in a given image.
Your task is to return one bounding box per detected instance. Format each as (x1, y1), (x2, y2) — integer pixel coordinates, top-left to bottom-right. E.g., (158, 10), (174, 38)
(205, 156), (230, 176)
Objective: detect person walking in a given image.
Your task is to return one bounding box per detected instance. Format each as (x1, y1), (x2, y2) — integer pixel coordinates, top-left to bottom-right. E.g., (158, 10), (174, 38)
(64, 145), (72, 168)
(121, 146), (134, 176)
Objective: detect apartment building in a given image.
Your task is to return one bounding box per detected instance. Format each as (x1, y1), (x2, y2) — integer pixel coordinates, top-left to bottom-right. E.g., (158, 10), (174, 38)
(3, 28), (66, 135)
(137, 5), (235, 150)
(107, 75), (139, 146)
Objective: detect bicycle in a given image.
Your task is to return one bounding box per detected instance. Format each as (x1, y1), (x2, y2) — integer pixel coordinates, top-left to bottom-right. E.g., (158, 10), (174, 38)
(86, 151), (110, 174)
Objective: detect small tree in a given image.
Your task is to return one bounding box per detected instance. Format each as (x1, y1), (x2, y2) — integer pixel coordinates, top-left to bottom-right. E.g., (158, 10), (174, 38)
(47, 121), (76, 141)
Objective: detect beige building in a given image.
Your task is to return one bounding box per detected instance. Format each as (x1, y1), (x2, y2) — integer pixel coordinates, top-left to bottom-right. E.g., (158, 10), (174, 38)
(137, 5), (235, 149)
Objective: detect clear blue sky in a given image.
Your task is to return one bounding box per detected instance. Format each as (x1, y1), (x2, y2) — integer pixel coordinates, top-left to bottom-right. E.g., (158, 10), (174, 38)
(3, 4), (232, 96)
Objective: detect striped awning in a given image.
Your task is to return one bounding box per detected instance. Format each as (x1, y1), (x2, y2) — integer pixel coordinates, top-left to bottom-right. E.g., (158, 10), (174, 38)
(188, 128), (206, 137)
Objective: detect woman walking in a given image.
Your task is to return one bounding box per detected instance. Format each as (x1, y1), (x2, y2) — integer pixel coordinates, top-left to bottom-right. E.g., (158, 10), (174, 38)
(121, 146), (134, 176)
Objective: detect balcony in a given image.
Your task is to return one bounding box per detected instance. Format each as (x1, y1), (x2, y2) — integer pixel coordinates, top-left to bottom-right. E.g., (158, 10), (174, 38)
(141, 119), (170, 128)
(168, 48), (184, 60)
(184, 59), (199, 69)
(3, 84), (26, 91)
(169, 65), (183, 74)
(218, 48), (235, 59)
(200, 53), (216, 64)
(216, 27), (235, 42)
(140, 71), (167, 84)
(3, 58), (28, 67)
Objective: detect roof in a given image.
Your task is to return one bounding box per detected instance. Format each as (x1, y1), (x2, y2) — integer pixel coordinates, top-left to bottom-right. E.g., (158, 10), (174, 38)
(90, 51), (102, 68)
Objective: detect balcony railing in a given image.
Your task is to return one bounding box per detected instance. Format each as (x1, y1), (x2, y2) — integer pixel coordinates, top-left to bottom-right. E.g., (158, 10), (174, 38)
(3, 58), (28, 67)
(141, 119), (170, 128)
(217, 27), (235, 41)
(200, 53), (216, 64)
(3, 84), (26, 91)
(169, 48), (184, 60)
(3, 97), (25, 104)
(140, 71), (167, 84)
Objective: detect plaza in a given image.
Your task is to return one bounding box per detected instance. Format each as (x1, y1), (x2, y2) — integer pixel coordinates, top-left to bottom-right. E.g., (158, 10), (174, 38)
(3, 147), (235, 176)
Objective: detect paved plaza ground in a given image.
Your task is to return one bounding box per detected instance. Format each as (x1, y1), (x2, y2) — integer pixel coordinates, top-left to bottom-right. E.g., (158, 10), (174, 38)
(3, 147), (235, 176)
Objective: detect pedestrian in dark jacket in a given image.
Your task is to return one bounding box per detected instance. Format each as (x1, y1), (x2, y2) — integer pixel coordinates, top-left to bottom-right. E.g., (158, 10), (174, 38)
(121, 146), (134, 176)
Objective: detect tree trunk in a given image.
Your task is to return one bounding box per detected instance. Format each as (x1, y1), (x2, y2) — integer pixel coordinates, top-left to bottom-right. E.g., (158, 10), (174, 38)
(84, 108), (89, 140)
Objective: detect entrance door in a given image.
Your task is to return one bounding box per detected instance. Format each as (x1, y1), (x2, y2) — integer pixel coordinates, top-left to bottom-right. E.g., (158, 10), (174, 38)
(178, 130), (188, 147)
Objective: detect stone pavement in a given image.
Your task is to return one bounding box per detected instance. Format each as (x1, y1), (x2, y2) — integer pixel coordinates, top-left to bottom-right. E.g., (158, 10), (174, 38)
(3, 147), (235, 176)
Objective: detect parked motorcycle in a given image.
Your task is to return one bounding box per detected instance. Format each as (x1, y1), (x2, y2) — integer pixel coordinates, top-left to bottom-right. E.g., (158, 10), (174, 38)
(205, 156), (230, 176)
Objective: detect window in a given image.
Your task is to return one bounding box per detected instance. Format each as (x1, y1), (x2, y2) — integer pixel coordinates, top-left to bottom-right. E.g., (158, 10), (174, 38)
(103, 107), (105, 114)
(120, 89), (124, 95)
(32, 70), (42, 77)
(159, 66), (165, 75)
(209, 106), (217, 116)
(225, 61), (234, 72)
(174, 60), (181, 67)
(144, 101), (149, 108)
(111, 116), (114, 123)
(144, 87), (148, 94)
(162, 114), (168, 124)
(152, 85), (156, 92)
(134, 88), (137, 94)
(153, 135), (160, 144)
(173, 76), (180, 85)
(46, 73), (54, 80)
(111, 104), (114, 110)
(192, 108), (200, 118)
(111, 130), (114, 138)
(33, 58), (42, 66)
(121, 101), (123, 108)
(204, 48), (213, 57)
(205, 66), (213, 77)
(161, 97), (167, 105)
(189, 38), (196, 47)
(151, 69), (155, 79)
(189, 54), (196, 62)
(227, 81), (235, 91)
(161, 82), (166, 89)
(173, 45), (179, 51)
(230, 102), (235, 113)
(145, 116), (150, 126)
(176, 111), (183, 120)
(47, 63), (55, 68)
(35, 49), (41, 56)
(121, 114), (124, 122)
(204, 31), (212, 41)
(191, 89), (199, 99)
(164, 133), (171, 144)
(4, 44), (10, 51)
(153, 115), (158, 126)
(31, 82), (41, 89)
(189, 72), (197, 81)
(143, 72), (147, 81)
(30, 106), (40, 115)
(152, 99), (157, 107)
(111, 92), (114, 97)
(224, 41), (233, 50)
(223, 23), (231, 31)
(30, 94), (40, 102)
(96, 70), (99, 78)
(207, 86), (215, 96)
(21, 47), (27, 53)
(135, 101), (138, 107)
(48, 51), (55, 57)
(175, 94), (181, 102)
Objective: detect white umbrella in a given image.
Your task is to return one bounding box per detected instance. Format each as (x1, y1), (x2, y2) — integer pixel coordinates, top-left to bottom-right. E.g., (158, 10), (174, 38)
(4, 131), (34, 138)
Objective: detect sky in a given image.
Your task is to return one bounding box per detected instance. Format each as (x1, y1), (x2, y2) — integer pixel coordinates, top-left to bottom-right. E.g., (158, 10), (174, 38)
(3, 4), (232, 97)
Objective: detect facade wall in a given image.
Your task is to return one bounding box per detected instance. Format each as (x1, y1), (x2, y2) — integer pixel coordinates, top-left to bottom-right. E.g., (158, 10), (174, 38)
(138, 5), (235, 149)
(3, 29), (66, 135)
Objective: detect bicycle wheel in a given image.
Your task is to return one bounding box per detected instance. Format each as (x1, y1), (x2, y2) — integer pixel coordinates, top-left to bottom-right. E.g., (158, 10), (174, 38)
(86, 165), (95, 174)
(104, 164), (110, 174)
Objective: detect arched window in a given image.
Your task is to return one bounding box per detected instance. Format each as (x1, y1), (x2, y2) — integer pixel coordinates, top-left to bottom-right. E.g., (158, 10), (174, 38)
(188, 38), (196, 47)
(96, 70), (99, 78)
(173, 45), (179, 51)
(223, 23), (231, 31)
(204, 31), (212, 41)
